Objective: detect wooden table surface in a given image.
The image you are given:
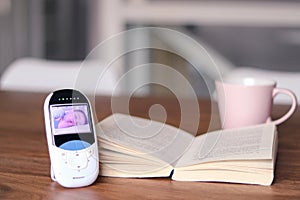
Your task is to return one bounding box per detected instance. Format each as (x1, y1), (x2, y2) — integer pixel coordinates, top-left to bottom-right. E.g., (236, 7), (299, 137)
(0, 91), (300, 199)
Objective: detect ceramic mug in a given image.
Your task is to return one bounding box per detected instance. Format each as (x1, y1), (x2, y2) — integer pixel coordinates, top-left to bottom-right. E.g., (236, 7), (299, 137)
(215, 77), (297, 129)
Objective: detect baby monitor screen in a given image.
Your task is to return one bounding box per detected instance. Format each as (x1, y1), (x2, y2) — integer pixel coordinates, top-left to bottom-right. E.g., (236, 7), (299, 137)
(50, 104), (92, 135)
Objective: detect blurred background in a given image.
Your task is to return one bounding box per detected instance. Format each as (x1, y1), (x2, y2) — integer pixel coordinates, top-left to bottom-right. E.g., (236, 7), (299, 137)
(1, 0), (300, 99)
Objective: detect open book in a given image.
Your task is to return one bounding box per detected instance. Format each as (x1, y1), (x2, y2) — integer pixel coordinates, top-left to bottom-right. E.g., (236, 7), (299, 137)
(96, 113), (278, 185)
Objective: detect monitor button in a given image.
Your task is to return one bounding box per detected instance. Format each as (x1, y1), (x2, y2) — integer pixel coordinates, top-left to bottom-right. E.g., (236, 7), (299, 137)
(67, 152), (88, 169)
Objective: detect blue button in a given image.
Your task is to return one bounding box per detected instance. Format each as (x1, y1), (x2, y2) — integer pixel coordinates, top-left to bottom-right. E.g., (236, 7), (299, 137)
(59, 140), (91, 150)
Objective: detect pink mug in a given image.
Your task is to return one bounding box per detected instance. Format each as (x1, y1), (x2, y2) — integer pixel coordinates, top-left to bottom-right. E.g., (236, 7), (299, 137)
(215, 77), (297, 129)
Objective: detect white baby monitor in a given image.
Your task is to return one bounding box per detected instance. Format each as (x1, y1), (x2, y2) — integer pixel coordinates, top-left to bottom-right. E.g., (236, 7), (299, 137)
(44, 89), (99, 188)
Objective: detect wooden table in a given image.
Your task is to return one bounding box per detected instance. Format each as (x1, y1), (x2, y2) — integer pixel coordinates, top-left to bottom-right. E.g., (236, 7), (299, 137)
(1, 91), (300, 199)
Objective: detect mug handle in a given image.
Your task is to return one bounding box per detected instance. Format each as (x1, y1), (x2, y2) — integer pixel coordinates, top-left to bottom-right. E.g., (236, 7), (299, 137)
(272, 88), (297, 125)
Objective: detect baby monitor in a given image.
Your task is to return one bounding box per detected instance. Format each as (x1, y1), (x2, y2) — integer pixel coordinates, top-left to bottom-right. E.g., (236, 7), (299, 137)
(44, 89), (99, 188)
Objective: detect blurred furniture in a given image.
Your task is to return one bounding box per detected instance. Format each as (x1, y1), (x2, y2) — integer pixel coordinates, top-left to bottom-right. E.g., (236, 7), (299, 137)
(153, 28), (300, 104)
(99, 0), (300, 40)
(96, 1), (300, 102)
(1, 91), (300, 199)
(0, 57), (119, 95)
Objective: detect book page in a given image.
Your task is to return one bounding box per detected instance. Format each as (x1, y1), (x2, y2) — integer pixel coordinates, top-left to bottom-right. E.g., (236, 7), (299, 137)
(175, 123), (276, 168)
(97, 113), (194, 165)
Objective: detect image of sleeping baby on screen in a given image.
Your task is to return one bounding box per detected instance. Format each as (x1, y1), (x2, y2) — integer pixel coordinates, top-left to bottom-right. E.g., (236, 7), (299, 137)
(51, 105), (91, 135)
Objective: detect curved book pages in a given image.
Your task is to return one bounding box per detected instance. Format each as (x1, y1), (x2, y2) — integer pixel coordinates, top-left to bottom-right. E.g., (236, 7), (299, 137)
(96, 113), (277, 186)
